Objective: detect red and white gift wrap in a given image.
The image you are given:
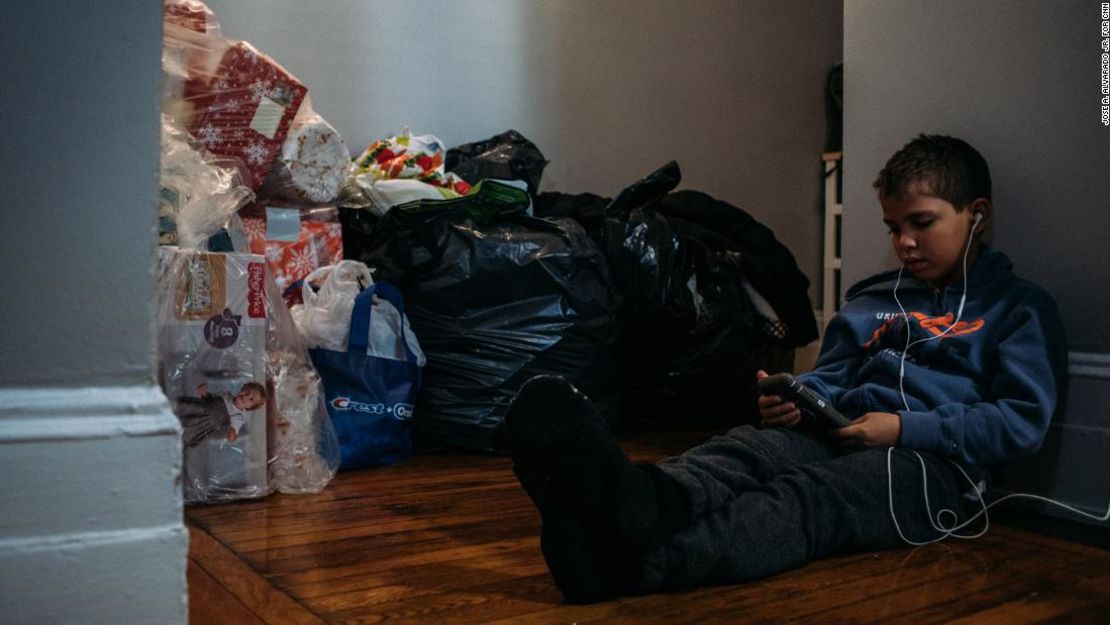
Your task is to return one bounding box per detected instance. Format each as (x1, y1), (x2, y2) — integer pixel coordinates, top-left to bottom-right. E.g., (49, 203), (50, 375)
(163, 0), (221, 35)
(239, 205), (344, 300)
(190, 42), (308, 190)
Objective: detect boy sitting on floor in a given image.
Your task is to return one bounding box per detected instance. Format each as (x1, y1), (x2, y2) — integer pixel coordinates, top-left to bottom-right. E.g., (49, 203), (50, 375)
(504, 134), (1067, 602)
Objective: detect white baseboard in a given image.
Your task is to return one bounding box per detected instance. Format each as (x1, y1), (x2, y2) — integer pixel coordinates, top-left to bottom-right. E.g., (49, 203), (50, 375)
(1068, 351), (1110, 380)
(0, 385), (179, 441)
(0, 384), (187, 624)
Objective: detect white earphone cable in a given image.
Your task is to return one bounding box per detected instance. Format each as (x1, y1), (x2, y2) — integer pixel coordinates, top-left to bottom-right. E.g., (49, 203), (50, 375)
(887, 447), (1110, 546)
(886, 211), (1109, 545)
(892, 212), (979, 412)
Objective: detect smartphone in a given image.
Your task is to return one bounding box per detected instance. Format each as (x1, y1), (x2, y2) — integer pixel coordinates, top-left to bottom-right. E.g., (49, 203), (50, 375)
(757, 373), (852, 428)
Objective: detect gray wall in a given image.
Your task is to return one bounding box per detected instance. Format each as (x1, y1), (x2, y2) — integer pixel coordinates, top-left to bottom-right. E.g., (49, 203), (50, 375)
(845, 0), (1109, 521)
(0, 2), (187, 624)
(0, 4), (162, 388)
(204, 0), (843, 302)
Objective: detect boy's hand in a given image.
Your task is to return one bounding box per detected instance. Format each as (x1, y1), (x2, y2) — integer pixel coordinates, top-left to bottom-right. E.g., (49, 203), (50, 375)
(226, 427), (238, 443)
(756, 370), (802, 428)
(833, 412), (901, 447)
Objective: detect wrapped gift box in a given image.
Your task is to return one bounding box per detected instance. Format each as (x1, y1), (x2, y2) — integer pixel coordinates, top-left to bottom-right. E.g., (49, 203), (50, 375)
(189, 42), (308, 190)
(239, 204), (344, 303)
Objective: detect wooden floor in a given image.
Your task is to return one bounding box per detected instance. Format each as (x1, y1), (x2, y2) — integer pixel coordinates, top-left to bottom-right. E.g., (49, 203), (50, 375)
(186, 429), (1110, 624)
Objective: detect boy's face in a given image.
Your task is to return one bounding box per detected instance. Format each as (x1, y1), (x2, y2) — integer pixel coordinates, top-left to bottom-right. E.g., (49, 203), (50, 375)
(233, 387), (265, 411)
(881, 186), (982, 289)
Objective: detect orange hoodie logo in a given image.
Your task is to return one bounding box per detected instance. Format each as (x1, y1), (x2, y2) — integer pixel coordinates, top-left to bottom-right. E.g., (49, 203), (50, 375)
(863, 312), (985, 349)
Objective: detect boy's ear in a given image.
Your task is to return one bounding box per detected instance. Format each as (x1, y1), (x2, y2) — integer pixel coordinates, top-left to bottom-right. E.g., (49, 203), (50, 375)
(969, 198), (991, 234)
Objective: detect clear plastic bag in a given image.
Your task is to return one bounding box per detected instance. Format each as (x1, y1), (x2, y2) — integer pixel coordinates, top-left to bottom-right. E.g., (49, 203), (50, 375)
(290, 260), (372, 352)
(160, 113), (255, 248)
(262, 265), (341, 494)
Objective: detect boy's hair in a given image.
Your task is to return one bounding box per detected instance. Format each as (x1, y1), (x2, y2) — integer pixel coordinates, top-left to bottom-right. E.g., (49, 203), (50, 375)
(241, 381), (267, 399)
(873, 134), (992, 210)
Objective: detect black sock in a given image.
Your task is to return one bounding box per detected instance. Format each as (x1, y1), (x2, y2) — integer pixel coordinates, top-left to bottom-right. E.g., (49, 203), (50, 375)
(505, 375), (688, 602)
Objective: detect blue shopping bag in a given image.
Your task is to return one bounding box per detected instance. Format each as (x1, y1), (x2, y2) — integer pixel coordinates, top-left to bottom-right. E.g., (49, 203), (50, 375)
(310, 282), (422, 470)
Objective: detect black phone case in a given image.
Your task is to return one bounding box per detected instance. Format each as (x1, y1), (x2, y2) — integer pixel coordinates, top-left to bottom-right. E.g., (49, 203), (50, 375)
(758, 373), (852, 428)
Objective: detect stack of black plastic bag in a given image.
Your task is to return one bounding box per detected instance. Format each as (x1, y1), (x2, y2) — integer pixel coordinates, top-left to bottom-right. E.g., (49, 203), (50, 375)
(342, 178), (620, 452)
(342, 131), (817, 450)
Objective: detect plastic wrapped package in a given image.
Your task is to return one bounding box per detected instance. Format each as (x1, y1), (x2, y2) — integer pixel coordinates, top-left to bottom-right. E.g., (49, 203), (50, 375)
(445, 129), (549, 195)
(158, 248), (272, 503)
(260, 97), (351, 204)
(164, 0), (221, 35)
(161, 1), (220, 114)
(262, 264), (341, 493)
(341, 181), (621, 452)
(161, 1), (220, 123)
(162, 17), (309, 190)
(160, 114), (255, 247)
(158, 248), (340, 501)
(238, 202), (344, 302)
(190, 39), (307, 190)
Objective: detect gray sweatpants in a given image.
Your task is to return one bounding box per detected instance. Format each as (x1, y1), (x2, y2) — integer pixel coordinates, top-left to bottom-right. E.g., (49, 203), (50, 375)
(641, 425), (982, 591)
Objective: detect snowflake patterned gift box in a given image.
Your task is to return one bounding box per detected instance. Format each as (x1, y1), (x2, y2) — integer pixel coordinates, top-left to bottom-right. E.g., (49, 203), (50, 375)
(239, 204), (344, 304)
(190, 42), (308, 191)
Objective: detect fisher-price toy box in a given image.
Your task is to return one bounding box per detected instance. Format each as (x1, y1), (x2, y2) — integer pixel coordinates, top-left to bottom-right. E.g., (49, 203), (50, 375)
(158, 247), (269, 503)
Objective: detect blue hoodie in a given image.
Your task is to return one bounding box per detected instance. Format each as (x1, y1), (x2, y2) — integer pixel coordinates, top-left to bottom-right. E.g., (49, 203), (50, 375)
(798, 247), (1067, 470)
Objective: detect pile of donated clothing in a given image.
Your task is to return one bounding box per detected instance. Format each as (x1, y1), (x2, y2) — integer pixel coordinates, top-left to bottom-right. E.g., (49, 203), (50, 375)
(155, 0), (818, 505)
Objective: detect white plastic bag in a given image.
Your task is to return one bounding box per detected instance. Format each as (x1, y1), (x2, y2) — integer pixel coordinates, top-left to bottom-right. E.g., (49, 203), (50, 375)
(291, 260), (426, 364)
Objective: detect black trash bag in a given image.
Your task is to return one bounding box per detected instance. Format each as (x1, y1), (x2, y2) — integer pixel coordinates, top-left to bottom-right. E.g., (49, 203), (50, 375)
(656, 191), (819, 349)
(445, 130), (549, 195)
(601, 162), (761, 428)
(341, 180), (620, 452)
(535, 166), (819, 350)
(533, 191), (610, 251)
